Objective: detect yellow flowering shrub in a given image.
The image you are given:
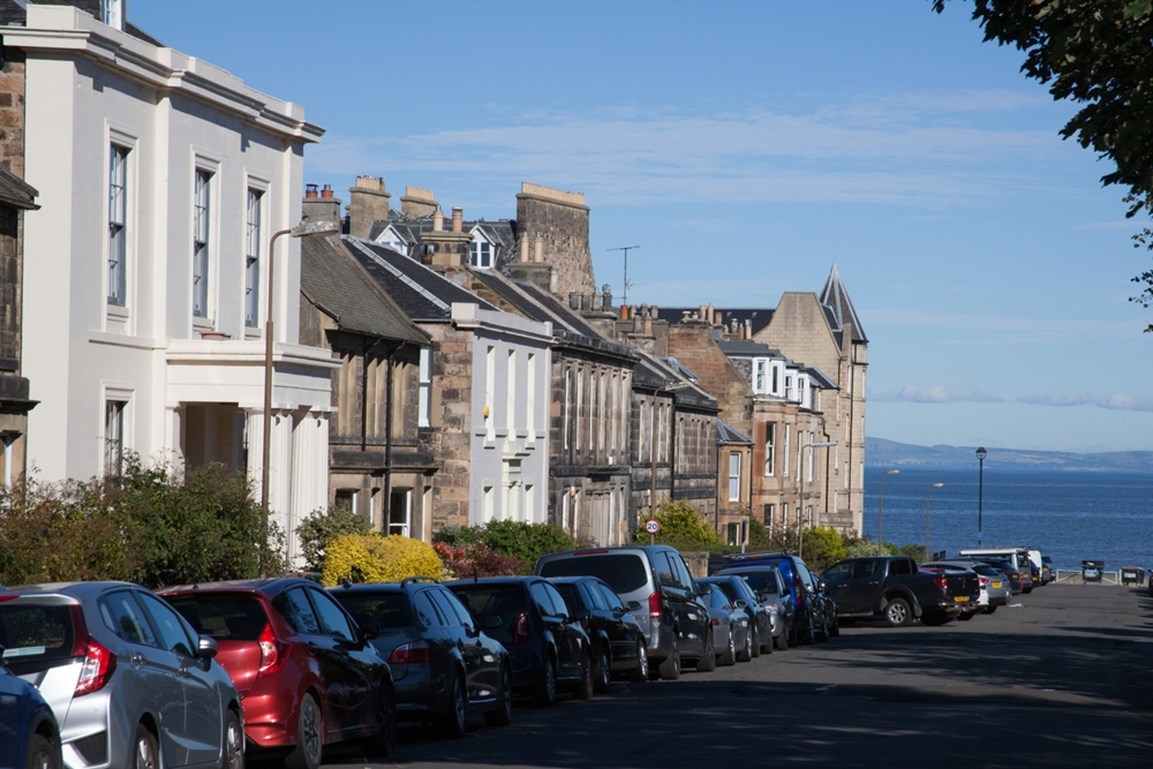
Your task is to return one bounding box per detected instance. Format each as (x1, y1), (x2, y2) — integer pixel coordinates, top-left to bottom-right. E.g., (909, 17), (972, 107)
(320, 533), (444, 586)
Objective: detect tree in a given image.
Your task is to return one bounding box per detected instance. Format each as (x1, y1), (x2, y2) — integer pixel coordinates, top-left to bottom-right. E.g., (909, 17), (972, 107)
(932, 1), (1153, 326)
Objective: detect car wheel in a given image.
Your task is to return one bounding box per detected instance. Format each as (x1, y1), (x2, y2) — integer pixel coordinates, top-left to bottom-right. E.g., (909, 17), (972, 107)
(657, 635), (681, 680)
(441, 671), (468, 738)
(285, 693), (323, 769)
(775, 625), (789, 651)
(26, 733), (60, 769)
(571, 647), (594, 700)
(132, 724), (159, 769)
(957, 610), (975, 621)
(720, 628), (737, 666)
(830, 616), (840, 637)
(884, 597), (913, 627)
(749, 627), (761, 658)
(983, 606), (998, 615)
(593, 645), (611, 694)
(761, 625), (773, 654)
(223, 709), (244, 769)
(630, 639), (649, 683)
(736, 627), (753, 663)
(484, 664), (513, 727)
(801, 614), (815, 645)
(695, 632), (716, 672)
(535, 654), (558, 707)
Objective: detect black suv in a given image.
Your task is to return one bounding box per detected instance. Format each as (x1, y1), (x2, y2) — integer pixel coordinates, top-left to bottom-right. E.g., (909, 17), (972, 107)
(547, 575), (649, 690)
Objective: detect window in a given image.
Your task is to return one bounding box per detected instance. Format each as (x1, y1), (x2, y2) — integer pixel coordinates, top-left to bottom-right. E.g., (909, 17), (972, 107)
(763, 503), (775, 528)
(104, 399), (126, 477)
(101, 0), (124, 29)
(137, 592), (195, 657)
(418, 348), (432, 427)
(108, 145), (128, 306)
(470, 239), (493, 268)
(728, 451), (742, 502)
(245, 188), (263, 327)
(754, 359), (767, 393)
(100, 590), (156, 647)
(388, 489), (411, 537)
(192, 170), (212, 318)
(763, 423), (776, 476)
(411, 591), (442, 628)
(310, 589), (356, 642)
(275, 588), (321, 634)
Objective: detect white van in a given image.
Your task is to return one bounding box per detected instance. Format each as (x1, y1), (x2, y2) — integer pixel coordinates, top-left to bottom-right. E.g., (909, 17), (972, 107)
(957, 547), (1036, 592)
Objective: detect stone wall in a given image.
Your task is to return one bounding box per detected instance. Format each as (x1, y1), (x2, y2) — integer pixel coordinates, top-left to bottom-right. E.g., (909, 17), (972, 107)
(516, 182), (596, 301)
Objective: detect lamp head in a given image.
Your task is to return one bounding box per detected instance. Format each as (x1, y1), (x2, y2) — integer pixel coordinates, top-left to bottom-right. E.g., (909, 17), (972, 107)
(976, 446), (987, 461)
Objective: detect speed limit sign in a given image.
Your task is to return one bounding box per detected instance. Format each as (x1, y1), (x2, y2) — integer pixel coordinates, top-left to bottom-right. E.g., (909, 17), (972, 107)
(644, 518), (660, 535)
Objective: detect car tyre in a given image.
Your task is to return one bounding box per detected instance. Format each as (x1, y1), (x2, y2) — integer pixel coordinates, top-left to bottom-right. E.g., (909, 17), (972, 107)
(695, 633), (716, 672)
(223, 709), (244, 769)
(593, 645), (611, 694)
(720, 627), (737, 666)
(736, 626), (753, 662)
(774, 626), (788, 651)
(26, 733), (60, 769)
(884, 597), (913, 627)
(749, 627), (761, 658)
(829, 615), (840, 637)
(132, 723), (159, 769)
(571, 648), (594, 700)
(535, 654), (558, 707)
(983, 605), (998, 615)
(484, 664), (514, 727)
(285, 693), (323, 769)
(957, 610), (975, 621)
(440, 671), (468, 738)
(657, 635), (681, 680)
(630, 639), (649, 683)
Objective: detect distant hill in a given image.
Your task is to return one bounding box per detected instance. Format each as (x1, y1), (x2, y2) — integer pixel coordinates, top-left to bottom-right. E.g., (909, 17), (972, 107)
(866, 437), (1153, 473)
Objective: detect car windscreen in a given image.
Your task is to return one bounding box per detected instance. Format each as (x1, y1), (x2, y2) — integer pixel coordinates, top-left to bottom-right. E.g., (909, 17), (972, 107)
(164, 593), (267, 641)
(448, 586), (526, 644)
(335, 593), (413, 630)
(728, 571), (780, 596)
(538, 554), (648, 593)
(0, 603), (76, 666)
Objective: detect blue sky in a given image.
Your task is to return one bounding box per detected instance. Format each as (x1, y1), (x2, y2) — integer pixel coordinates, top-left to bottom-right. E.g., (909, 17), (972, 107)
(131, 1), (1153, 453)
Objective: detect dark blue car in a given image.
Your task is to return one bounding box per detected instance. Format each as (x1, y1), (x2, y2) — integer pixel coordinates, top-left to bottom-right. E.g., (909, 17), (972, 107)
(714, 551), (825, 646)
(0, 652), (62, 769)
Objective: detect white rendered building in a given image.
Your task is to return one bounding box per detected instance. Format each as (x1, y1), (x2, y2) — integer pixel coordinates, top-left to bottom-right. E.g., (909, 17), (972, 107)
(9, 4), (334, 563)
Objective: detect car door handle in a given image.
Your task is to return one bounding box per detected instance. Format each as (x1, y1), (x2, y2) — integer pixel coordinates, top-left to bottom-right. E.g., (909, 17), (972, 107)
(130, 652), (146, 668)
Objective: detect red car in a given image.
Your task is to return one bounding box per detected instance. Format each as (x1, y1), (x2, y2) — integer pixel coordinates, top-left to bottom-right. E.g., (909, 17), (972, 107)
(161, 577), (395, 769)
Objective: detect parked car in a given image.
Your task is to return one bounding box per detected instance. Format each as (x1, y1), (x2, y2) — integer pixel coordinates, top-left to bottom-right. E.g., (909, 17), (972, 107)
(821, 555), (963, 628)
(802, 566), (839, 640)
(0, 651), (61, 769)
(917, 564), (982, 624)
(705, 566), (791, 650)
(546, 576), (648, 689)
(696, 575), (773, 656)
(716, 551), (823, 644)
(696, 582), (749, 666)
(162, 577), (394, 769)
(932, 558), (1013, 613)
(0, 581), (243, 769)
(328, 577), (512, 736)
(958, 548), (1034, 593)
(1041, 555), (1056, 584)
(980, 558), (1027, 594)
(447, 576), (593, 706)
(535, 545), (712, 680)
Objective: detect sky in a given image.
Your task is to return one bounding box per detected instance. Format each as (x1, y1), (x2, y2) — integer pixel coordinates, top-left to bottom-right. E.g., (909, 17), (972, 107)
(129, 0), (1153, 454)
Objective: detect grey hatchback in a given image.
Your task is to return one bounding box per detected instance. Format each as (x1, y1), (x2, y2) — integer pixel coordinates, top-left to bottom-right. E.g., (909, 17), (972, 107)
(0, 581), (244, 769)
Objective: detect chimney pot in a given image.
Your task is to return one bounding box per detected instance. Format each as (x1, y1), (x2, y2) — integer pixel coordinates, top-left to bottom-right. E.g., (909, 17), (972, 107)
(305, 183), (319, 199)
(534, 237), (544, 263)
(321, 184), (334, 199)
(433, 208), (444, 231)
(451, 206), (463, 233)
(519, 238), (529, 263)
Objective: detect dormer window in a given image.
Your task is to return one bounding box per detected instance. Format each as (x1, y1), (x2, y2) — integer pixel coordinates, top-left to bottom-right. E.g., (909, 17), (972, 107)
(102, 0), (124, 31)
(470, 229), (495, 269)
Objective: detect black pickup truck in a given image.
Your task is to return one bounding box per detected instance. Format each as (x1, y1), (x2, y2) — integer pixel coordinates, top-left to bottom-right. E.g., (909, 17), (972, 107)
(821, 556), (978, 627)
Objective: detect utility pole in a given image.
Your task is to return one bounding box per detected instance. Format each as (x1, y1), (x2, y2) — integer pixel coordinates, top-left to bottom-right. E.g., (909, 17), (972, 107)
(607, 245), (639, 305)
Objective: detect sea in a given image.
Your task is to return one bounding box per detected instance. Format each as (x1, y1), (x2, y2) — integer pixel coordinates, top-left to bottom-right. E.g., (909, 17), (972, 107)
(861, 466), (1153, 574)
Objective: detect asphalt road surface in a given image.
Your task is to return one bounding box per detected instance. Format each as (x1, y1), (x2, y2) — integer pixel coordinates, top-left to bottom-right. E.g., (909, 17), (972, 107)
(310, 582), (1152, 769)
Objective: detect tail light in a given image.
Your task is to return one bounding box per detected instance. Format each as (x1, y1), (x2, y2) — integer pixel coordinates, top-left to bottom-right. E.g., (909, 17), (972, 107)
(793, 576), (806, 608)
(647, 591), (662, 621)
(513, 611), (530, 645)
(74, 638), (114, 697)
(933, 575), (948, 592)
(979, 576), (989, 586)
(389, 641), (431, 665)
(578, 617), (589, 631)
(710, 617), (720, 627)
(257, 623), (283, 675)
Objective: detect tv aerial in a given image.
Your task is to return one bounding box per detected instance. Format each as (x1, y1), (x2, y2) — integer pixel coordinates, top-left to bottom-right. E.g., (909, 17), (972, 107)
(607, 245), (639, 305)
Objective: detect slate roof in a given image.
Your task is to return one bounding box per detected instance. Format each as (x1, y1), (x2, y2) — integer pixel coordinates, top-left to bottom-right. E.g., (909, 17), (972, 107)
(820, 263), (868, 343)
(0, 170), (38, 210)
(715, 339), (782, 358)
(717, 421), (752, 445)
(300, 235), (428, 345)
(366, 211), (520, 271)
(343, 237), (498, 322)
(655, 306), (775, 336)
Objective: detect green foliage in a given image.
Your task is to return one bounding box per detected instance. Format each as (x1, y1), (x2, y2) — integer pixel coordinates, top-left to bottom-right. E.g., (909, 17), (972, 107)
(435, 541), (526, 579)
(637, 500), (720, 549)
(0, 455), (278, 588)
(799, 527), (847, 572)
(296, 506), (371, 573)
(433, 520), (578, 574)
(931, 1), (1153, 328)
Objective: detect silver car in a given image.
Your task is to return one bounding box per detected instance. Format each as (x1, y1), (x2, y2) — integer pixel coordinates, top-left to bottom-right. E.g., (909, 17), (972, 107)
(0, 581), (244, 769)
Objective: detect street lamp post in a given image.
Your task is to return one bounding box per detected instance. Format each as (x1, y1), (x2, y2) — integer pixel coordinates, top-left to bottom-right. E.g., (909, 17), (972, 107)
(877, 468), (900, 545)
(797, 441), (836, 558)
(976, 447), (987, 547)
(260, 218), (339, 574)
(924, 482), (944, 559)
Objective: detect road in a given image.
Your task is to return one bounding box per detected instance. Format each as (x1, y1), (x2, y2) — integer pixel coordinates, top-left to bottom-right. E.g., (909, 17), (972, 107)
(314, 583), (1152, 769)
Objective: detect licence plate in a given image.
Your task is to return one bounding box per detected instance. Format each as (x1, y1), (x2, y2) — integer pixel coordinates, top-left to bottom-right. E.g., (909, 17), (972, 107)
(991, 581), (1002, 588)
(954, 596), (969, 603)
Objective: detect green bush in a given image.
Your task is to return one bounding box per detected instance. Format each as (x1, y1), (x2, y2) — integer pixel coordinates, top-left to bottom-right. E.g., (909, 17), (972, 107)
(297, 506), (372, 573)
(0, 455), (279, 588)
(637, 500), (720, 549)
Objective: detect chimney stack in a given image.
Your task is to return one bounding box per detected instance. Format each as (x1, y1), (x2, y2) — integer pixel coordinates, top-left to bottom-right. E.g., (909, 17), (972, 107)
(302, 183), (341, 224)
(347, 175), (391, 239)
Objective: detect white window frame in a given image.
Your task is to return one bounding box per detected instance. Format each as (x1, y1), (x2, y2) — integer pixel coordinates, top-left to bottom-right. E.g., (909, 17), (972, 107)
(764, 422), (776, 476)
(245, 187), (264, 328)
(192, 168), (213, 320)
(388, 488), (412, 537)
(108, 143), (129, 307)
(103, 391), (131, 478)
(418, 347), (432, 427)
(728, 451), (742, 502)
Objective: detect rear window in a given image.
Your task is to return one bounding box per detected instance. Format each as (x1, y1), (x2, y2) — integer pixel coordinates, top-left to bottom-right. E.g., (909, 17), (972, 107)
(0, 603), (76, 665)
(731, 571), (780, 596)
(165, 593), (268, 641)
(538, 554), (648, 593)
(334, 593), (413, 631)
(448, 585), (527, 645)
